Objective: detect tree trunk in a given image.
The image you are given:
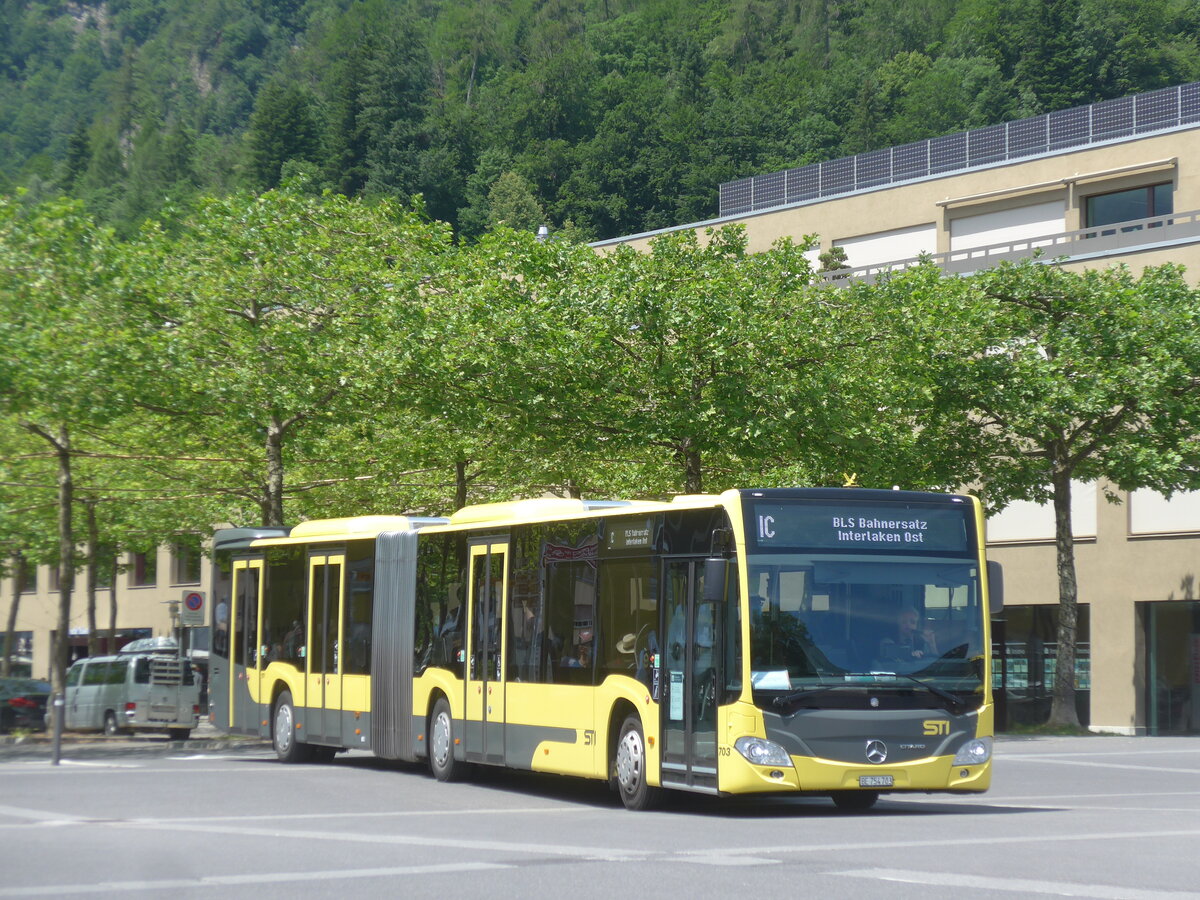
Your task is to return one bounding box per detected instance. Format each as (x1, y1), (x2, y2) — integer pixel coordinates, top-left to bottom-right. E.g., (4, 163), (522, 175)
(85, 501), (98, 658)
(108, 551), (118, 655)
(2, 556), (20, 678)
(455, 458), (470, 511)
(264, 416), (286, 527)
(1048, 465), (1083, 728)
(678, 441), (703, 494)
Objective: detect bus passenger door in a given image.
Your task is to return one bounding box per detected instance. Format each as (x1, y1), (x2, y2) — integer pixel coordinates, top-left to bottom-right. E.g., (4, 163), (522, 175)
(307, 554), (345, 745)
(464, 541), (508, 765)
(229, 559), (264, 734)
(661, 558), (720, 792)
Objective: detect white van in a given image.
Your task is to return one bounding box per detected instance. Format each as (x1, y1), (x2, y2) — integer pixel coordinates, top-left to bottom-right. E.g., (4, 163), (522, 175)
(64, 652), (200, 740)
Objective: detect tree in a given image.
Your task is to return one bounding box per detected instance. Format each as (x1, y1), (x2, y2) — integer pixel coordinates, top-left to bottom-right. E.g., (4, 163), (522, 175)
(486, 171), (545, 232)
(132, 183), (453, 526)
(244, 80), (323, 190)
(0, 195), (124, 710)
(440, 225), (842, 498)
(878, 259), (1200, 727)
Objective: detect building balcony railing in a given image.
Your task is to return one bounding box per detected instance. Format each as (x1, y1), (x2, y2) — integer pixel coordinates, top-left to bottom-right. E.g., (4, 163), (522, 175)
(819, 209), (1200, 285)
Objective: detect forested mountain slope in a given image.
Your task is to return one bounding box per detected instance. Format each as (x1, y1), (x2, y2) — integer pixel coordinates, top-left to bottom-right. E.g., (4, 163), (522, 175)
(3, 0), (1198, 240)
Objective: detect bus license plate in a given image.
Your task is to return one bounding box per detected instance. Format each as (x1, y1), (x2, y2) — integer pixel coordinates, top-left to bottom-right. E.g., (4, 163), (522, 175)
(859, 775), (893, 787)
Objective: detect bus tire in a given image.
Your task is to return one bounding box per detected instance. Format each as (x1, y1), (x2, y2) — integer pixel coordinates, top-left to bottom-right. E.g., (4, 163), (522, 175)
(273, 690), (312, 763)
(830, 790), (879, 810)
(615, 714), (660, 811)
(429, 698), (465, 782)
(103, 711), (121, 737)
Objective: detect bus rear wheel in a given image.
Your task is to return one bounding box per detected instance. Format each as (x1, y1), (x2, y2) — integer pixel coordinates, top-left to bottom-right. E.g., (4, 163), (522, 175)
(615, 714), (660, 811)
(429, 698), (466, 782)
(273, 691), (312, 763)
(830, 790), (879, 810)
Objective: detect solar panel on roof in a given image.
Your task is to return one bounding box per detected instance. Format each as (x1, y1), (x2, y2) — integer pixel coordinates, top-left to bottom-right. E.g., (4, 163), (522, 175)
(1008, 116), (1048, 158)
(1183, 83), (1200, 123)
(1135, 87), (1179, 133)
(1047, 106), (1088, 150)
(755, 170), (786, 209)
(892, 141), (928, 181)
(1092, 96), (1134, 141)
(929, 132), (966, 173)
(820, 157), (854, 197)
(785, 166), (819, 204)
(855, 148), (891, 189)
(968, 124), (1006, 166)
(716, 83), (1197, 217)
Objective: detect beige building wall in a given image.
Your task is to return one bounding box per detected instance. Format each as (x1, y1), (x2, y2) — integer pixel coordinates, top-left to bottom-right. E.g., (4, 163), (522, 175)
(987, 485), (1200, 735)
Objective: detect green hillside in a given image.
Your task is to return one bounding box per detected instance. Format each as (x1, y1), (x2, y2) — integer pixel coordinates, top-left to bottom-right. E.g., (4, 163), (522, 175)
(3, 0), (1199, 240)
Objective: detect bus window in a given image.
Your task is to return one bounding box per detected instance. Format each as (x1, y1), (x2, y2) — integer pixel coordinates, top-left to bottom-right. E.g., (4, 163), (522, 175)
(263, 547), (305, 667)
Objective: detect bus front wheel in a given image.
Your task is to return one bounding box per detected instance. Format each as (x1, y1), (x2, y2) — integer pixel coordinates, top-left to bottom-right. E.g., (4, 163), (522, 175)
(273, 691), (312, 763)
(429, 698), (465, 782)
(615, 714), (660, 811)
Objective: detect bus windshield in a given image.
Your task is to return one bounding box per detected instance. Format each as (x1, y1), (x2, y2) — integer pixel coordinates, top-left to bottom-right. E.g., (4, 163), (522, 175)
(747, 554), (986, 708)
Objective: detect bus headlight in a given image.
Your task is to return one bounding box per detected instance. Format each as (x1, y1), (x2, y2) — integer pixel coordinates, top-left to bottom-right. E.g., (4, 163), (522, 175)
(952, 737), (992, 766)
(735, 736), (793, 767)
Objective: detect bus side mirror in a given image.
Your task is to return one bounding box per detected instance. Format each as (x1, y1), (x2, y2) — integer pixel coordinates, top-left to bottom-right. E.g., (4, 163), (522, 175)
(703, 558), (727, 603)
(987, 560), (1004, 614)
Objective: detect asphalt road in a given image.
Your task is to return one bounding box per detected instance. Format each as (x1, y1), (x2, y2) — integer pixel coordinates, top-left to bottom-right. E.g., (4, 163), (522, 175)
(1, 734), (1199, 898)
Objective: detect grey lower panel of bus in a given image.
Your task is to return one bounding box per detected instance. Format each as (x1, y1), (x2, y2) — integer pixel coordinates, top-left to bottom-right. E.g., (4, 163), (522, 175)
(763, 707), (978, 764)
(407, 713), (577, 768)
(370, 531), (419, 761)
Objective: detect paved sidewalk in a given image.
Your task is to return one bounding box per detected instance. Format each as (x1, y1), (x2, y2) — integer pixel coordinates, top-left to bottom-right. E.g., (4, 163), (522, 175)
(0, 718), (270, 760)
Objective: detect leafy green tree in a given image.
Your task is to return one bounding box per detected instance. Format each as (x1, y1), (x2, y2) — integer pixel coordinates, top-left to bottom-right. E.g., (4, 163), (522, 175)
(0, 195), (125, 708)
(131, 183), (453, 526)
(486, 171), (545, 232)
(876, 259), (1200, 727)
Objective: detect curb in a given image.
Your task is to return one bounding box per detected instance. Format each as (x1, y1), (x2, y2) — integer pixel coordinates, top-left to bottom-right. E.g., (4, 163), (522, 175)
(0, 735), (271, 760)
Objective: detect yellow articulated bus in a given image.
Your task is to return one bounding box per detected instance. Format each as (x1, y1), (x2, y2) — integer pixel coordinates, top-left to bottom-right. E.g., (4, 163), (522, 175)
(209, 487), (1002, 810)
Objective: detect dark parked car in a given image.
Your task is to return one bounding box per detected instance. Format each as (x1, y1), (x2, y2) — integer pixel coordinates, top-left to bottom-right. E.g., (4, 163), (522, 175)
(0, 677), (51, 734)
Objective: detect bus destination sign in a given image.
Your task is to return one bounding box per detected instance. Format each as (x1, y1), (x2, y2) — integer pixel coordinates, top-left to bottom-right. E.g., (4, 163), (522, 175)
(751, 501), (971, 554)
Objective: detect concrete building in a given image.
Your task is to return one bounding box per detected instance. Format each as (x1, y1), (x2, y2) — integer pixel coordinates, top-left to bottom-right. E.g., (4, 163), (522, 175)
(597, 82), (1200, 736)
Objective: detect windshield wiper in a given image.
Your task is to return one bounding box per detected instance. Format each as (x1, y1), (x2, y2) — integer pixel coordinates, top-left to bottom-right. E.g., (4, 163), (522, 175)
(770, 682), (865, 712)
(894, 673), (968, 714)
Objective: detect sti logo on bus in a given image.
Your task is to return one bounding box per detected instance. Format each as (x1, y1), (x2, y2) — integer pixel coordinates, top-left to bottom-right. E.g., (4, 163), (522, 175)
(923, 720), (950, 736)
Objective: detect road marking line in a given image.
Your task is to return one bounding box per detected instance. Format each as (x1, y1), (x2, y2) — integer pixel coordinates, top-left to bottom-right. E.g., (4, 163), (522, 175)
(0, 862), (513, 897)
(119, 818), (652, 862)
(832, 867), (1200, 899)
(1002, 758), (1200, 775)
(680, 827), (1200, 858)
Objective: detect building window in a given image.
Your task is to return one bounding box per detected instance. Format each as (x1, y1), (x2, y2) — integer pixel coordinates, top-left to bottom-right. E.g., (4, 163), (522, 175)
(15, 557), (37, 594)
(131, 551), (157, 587)
(1085, 182), (1172, 234)
(171, 537), (202, 585)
